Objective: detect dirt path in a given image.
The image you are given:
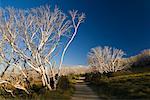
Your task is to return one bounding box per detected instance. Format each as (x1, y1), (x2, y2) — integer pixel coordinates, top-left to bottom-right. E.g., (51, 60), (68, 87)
(71, 77), (100, 100)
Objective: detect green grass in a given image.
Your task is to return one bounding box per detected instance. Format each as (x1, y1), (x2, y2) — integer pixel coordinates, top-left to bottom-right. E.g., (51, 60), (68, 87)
(88, 72), (150, 99)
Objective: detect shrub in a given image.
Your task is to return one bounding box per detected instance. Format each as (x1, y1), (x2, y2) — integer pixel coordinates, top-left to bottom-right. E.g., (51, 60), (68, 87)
(30, 84), (44, 93)
(57, 76), (71, 90)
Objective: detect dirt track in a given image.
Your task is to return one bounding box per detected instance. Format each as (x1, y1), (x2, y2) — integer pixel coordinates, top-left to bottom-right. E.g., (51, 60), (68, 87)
(71, 78), (100, 100)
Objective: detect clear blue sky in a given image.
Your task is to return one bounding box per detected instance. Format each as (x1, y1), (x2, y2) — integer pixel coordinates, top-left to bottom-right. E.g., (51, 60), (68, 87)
(0, 0), (150, 65)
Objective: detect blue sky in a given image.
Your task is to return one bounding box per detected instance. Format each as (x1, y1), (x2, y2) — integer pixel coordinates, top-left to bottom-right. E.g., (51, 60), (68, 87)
(0, 0), (150, 65)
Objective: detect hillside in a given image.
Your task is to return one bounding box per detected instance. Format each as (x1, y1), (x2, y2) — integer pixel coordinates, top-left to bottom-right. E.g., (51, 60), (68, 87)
(86, 70), (150, 99)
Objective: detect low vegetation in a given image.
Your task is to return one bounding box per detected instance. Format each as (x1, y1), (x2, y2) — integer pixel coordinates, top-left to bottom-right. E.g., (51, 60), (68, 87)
(86, 72), (150, 99)
(0, 76), (75, 99)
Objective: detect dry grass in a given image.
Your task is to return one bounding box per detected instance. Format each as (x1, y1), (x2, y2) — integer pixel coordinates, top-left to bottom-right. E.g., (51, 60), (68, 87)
(88, 72), (150, 99)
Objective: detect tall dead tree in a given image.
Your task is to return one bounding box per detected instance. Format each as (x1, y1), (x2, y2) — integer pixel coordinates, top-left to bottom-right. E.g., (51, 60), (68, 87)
(0, 6), (85, 91)
(88, 46), (126, 73)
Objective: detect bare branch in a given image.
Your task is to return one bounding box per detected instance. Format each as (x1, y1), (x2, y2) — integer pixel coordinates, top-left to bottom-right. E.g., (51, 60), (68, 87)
(88, 46), (126, 73)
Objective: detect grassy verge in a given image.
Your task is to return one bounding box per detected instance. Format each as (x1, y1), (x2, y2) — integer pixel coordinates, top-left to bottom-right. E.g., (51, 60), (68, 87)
(0, 76), (75, 100)
(88, 72), (150, 99)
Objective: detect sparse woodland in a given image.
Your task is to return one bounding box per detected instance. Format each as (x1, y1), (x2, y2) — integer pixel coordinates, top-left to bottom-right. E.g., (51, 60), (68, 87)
(0, 4), (149, 100)
(0, 5), (85, 97)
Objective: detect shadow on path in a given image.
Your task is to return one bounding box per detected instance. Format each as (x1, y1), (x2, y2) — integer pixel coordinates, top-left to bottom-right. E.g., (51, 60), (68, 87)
(71, 77), (100, 100)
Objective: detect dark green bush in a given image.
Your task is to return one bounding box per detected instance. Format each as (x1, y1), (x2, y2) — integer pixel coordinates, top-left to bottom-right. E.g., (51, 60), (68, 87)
(57, 76), (71, 90)
(30, 84), (44, 93)
(103, 72), (114, 77)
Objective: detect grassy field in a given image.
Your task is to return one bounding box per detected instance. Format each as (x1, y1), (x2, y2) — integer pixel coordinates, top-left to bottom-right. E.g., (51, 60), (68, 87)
(88, 72), (150, 99)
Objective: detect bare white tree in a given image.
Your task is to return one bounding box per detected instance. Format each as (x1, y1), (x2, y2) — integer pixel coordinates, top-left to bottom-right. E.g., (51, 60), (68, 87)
(0, 6), (85, 91)
(0, 28), (29, 96)
(88, 46), (126, 73)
